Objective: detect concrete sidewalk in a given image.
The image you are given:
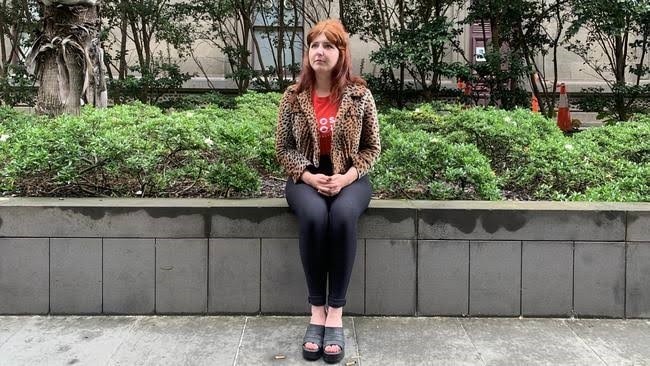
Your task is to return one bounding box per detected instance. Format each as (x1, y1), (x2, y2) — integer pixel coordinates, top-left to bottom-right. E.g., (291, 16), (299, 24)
(1, 316), (650, 365)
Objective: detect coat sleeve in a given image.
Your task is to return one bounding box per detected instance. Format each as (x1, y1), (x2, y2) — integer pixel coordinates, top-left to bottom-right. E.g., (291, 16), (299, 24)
(351, 89), (381, 178)
(275, 90), (312, 182)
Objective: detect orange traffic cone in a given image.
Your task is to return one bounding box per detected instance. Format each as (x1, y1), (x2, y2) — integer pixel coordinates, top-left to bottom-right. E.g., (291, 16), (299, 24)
(531, 95), (539, 113)
(557, 83), (572, 131)
(463, 83), (472, 96)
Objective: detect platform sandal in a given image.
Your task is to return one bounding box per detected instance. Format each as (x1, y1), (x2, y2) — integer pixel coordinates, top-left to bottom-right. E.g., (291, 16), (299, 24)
(302, 324), (325, 361)
(322, 326), (345, 364)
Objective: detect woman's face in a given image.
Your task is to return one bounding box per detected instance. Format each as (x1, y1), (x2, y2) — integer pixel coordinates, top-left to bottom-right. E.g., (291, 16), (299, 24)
(308, 33), (340, 76)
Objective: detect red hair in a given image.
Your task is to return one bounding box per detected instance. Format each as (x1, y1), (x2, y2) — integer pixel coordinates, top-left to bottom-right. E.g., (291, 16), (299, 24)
(293, 19), (366, 103)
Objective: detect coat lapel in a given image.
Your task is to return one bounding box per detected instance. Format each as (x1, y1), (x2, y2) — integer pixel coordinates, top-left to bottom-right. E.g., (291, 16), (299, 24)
(296, 87), (320, 162)
(334, 88), (352, 131)
(336, 84), (365, 120)
(333, 84), (364, 143)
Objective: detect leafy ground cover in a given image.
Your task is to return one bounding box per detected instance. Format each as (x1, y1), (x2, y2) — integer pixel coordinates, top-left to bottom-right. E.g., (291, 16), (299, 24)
(1, 93), (648, 201)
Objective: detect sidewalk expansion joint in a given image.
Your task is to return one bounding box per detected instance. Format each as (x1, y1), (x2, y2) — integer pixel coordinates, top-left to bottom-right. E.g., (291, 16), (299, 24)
(563, 319), (608, 366)
(458, 319), (487, 366)
(351, 317), (362, 366)
(232, 316), (248, 366)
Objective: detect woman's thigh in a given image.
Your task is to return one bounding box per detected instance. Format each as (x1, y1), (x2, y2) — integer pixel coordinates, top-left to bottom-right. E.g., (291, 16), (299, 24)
(329, 176), (372, 219)
(285, 179), (329, 218)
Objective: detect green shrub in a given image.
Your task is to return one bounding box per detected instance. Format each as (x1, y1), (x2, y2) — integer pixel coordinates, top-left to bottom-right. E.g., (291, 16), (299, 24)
(207, 161), (260, 195)
(380, 104), (649, 201)
(0, 106), (43, 129)
(156, 92), (237, 110)
(108, 60), (192, 105)
(0, 98), (281, 197)
(438, 107), (561, 173)
(383, 105), (560, 173)
(379, 105), (445, 133)
(0, 96), (647, 201)
(232, 92), (283, 175)
(508, 137), (600, 200)
(573, 115), (650, 164)
(0, 63), (36, 107)
(508, 117), (650, 201)
(570, 164), (650, 202)
(577, 86), (650, 122)
(373, 122), (500, 200)
(564, 117), (650, 201)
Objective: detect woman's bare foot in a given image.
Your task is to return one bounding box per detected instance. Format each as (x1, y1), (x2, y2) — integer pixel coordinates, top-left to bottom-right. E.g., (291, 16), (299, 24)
(304, 305), (326, 351)
(324, 306), (343, 353)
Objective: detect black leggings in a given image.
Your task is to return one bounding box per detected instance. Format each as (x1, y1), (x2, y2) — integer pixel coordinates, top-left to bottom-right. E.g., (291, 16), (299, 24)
(285, 157), (372, 308)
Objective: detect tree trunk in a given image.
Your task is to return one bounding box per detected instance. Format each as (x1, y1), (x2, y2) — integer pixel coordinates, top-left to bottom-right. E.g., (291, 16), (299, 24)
(1, 30), (6, 76)
(118, 4), (128, 80)
(32, 1), (107, 116)
(614, 34), (627, 121)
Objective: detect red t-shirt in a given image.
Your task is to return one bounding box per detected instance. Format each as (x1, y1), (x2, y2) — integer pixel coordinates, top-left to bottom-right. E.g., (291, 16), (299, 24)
(312, 92), (339, 156)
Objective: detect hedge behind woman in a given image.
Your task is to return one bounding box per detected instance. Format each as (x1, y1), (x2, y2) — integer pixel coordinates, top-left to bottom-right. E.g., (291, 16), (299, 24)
(275, 19), (381, 363)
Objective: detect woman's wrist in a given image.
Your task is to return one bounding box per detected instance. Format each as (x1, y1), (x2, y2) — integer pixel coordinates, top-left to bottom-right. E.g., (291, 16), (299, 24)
(345, 167), (358, 184)
(300, 170), (312, 184)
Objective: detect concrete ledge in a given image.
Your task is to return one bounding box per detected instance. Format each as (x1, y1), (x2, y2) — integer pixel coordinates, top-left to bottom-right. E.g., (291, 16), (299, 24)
(628, 211), (650, 242)
(0, 198), (649, 317)
(416, 201), (628, 241)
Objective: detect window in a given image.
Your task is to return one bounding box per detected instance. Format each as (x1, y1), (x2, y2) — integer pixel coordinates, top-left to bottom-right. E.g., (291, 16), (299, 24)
(253, 30), (303, 72)
(469, 22), (491, 64)
(252, 0), (304, 73)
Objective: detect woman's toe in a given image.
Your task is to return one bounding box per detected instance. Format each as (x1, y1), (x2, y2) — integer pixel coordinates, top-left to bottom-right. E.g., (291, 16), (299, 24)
(325, 345), (340, 353)
(305, 342), (319, 351)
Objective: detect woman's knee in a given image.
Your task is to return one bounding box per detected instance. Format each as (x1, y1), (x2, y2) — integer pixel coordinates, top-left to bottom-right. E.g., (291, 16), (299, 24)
(330, 193), (368, 220)
(302, 208), (328, 229)
(328, 205), (359, 234)
(286, 183), (328, 225)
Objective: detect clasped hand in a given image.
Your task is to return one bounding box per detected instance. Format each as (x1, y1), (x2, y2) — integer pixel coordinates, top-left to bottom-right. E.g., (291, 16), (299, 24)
(303, 172), (351, 196)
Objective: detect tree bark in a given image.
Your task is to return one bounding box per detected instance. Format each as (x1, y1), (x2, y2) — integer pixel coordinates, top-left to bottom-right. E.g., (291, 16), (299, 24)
(614, 34), (627, 121)
(1, 30), (6, 76)
(118, 4), (128, 80)
(0, 0), (6, 72)
(33, 1), (107, 116)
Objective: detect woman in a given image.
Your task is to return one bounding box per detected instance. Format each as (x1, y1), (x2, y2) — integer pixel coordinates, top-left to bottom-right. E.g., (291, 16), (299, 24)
(275, 19), (381, 363)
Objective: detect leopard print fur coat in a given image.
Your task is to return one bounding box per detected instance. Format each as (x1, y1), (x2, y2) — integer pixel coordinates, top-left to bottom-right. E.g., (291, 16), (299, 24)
(275, 83), (381, 182)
